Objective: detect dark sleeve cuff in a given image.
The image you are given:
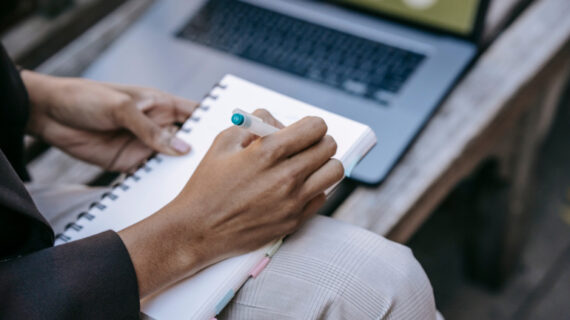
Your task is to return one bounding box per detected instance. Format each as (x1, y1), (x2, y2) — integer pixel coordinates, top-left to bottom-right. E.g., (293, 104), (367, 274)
(0, 230), (140, 319)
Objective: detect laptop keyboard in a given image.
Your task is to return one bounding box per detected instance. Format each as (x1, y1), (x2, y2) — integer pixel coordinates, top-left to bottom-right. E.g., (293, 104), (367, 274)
(177, 0), (426, 105)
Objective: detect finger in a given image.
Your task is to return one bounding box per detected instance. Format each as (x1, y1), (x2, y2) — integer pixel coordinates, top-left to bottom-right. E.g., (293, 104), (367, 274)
(136, 95), (197, 124)
(212, 126), (254, 153)
(298, 193), (327, 226)
(280, 193), (327, 236)
(118, 104), (191, 156)
(300, 159), (344, 199)
(279, 135), (337, 181)
(263, 116), (328, 160)
(108, 138), (154, 172)
(252, 109), (285, 129)
(173, 96), (200, 120)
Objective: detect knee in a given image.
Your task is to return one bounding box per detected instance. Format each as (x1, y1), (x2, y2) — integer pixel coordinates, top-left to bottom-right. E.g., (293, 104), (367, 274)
(225, 217), (437, 319)
(347, 231), (437, 319)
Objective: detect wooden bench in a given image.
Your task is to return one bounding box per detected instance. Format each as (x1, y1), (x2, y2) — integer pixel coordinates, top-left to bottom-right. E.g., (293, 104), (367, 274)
(5, 0), (570, 284)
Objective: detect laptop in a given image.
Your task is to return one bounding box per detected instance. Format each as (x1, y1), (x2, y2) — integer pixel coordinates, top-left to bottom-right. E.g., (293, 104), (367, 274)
(83, 0), (489, 185)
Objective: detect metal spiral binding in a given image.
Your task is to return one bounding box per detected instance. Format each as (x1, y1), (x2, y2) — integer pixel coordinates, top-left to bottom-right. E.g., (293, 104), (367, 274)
(55, 81), (226, 244)
(77, 211), (95, 221)
(65, 222), (83, 232)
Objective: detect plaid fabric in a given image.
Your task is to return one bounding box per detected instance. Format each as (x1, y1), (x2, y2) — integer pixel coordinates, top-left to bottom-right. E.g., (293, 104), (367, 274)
(221, 215), (437, 320)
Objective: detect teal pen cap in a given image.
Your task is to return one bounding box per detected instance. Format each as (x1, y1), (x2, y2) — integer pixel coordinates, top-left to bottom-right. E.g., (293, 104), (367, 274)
(231, 113), (245, 126)
(231, 108), (279, 137)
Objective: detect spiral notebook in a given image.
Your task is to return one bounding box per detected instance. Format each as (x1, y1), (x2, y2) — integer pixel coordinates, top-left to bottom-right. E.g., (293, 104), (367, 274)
(55, 75), (376, 319)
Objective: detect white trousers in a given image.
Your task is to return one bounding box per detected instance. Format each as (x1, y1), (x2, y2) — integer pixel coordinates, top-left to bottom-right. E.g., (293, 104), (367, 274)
(27, 183), (440, 320)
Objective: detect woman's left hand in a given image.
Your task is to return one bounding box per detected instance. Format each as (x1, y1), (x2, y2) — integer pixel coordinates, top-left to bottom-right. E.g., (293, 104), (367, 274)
(23, 71), (198, 172)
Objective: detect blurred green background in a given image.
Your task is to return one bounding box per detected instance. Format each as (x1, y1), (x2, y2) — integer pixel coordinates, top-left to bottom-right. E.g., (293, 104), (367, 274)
(339, 0), (480, 35)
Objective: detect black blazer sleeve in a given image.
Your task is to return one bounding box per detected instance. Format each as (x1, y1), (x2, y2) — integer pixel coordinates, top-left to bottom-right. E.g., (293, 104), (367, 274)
(0, 231), (140, 320)
(0, 151), (141, 320)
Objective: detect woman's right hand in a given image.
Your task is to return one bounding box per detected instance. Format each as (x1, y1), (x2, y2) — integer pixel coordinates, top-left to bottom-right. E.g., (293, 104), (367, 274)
(119, 109), (344, 298)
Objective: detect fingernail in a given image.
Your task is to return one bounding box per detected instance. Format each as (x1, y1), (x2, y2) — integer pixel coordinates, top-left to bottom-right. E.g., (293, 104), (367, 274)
(170, 136), (191, 153)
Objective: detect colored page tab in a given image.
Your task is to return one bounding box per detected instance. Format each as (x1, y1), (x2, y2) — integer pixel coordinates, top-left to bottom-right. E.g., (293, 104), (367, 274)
(215, 289), (235, 315)
(250, 257), (271, 278)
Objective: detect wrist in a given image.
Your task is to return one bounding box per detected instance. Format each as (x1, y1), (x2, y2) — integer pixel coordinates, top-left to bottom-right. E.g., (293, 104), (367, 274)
(118, 204), (209, 298)
(21, 71), (67, 137)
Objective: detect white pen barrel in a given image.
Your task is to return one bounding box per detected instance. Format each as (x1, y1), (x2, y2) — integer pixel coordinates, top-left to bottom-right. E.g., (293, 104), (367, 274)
(247, 120), (279, 136)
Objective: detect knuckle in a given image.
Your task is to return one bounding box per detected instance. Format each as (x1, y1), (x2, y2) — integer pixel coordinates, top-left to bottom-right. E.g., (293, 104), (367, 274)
(283, 203), (297, 217)
(220, 126), (235, 136)
(331, 159), (345, 180)
(273, 171), (300, 197)
(110, 96), (134, 123)
(288, 164), (305, 181)
(116, 95), (133, 108)
(264, 141), (288, 162)
(253, 109), (279, 127)
(253, 108), (271, 118)
(144, 95), (159, 108)
(322, 135), (338, 156)
(278, 172), (297, 192)
(258, 150), (274, 165)
(283, 200), (302, 219)
(214, 127), (233, 143)
(306, 116), (327, 135)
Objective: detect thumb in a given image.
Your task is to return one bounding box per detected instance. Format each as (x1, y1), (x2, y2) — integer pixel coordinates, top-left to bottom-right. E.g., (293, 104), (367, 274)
(122, 106), (191, 155)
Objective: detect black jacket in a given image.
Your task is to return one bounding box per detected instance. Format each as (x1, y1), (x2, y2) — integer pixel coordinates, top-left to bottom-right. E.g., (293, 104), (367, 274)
(0, 44), (140, 319)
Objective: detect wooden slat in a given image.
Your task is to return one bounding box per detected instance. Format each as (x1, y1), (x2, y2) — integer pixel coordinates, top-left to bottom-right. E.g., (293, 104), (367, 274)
(483, 0), (529, 44)
(1, 0), (128, 68)
(333, 0), (570, 242)
(35, 0), (154, 76)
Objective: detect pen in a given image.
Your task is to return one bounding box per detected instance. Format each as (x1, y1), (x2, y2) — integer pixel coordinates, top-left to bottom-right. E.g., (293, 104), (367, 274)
(230, 108), (285, 275)
(231, 108), (279, 136)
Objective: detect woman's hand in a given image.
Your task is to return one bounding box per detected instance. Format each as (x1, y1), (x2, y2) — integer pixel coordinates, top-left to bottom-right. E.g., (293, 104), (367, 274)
(119, 110), (345, 298)
(22, 71), (198, 172)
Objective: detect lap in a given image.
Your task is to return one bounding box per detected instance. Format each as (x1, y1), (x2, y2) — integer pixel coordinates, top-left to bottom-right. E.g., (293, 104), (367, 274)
(221, 215), (437, 320)
(27, 184), (437, 320)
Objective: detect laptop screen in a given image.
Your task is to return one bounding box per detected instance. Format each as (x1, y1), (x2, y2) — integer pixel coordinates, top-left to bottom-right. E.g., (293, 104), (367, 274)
(336, 0), (483, 37)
